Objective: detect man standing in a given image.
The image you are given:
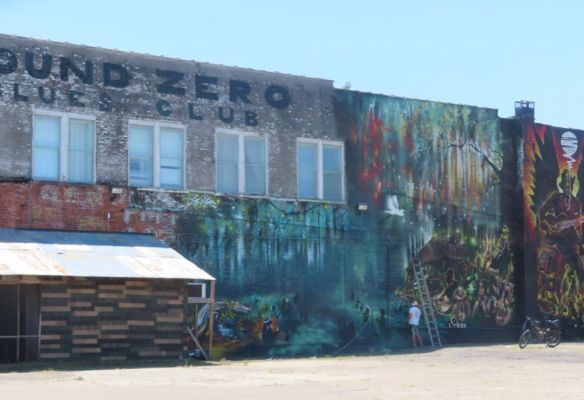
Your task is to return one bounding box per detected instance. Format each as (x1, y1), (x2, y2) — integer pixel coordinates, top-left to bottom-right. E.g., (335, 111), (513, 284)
(409, 301), (423, 347)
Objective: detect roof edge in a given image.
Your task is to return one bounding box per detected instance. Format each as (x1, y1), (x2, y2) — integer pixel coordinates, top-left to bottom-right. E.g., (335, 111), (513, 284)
(0, 33), (334, 84)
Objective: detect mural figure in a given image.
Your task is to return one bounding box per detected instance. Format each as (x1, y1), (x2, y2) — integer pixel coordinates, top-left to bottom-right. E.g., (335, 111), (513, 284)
(538, 170), (584, 282)
(524, 124), (584, 319)
(537, 170), (584, 313)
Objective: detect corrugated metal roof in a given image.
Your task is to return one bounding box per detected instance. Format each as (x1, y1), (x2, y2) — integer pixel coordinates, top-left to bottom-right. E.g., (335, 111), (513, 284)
(0, 229), (215, 281)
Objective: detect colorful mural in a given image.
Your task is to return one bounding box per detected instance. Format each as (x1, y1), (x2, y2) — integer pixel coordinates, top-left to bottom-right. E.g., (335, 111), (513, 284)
(177, 195), (396, 357)
(172, 92), (515, 358)
(523, 124), (584, 319)
(337, 92), (515, 329)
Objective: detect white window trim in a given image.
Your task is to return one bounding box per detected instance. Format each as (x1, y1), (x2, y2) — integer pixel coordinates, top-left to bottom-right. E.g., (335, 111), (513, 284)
(215, 128), (269, 196)
(296, 138), (345, 202)
(32, 108), (97, 183)
(128, 119), (187, 189)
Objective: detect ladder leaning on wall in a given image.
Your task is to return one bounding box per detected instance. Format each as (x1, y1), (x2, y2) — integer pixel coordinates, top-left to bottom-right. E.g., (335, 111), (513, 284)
(411, 258), (442, 347)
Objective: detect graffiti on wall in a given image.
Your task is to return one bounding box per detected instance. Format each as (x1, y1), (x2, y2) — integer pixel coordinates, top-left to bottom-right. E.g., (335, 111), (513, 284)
(163, 92), (516, 358)
(339, 92), (515, 329)
(177, 197), (393, 357)
(523, 124), (584, 318)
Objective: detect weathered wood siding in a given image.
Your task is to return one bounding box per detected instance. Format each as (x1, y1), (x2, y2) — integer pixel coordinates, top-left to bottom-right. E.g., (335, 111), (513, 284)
(39, 278), (187, 361)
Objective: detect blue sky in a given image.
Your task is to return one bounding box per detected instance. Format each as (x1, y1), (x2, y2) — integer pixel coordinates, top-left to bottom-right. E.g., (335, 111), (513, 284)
(1, 0), (583, 128)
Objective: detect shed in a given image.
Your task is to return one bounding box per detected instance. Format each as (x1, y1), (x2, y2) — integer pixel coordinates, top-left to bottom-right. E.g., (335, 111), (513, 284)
(0, 228), (215, 363)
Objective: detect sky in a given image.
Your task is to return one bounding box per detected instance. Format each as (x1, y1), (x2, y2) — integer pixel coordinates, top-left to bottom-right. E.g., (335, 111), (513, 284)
(1, 0), (583, 128)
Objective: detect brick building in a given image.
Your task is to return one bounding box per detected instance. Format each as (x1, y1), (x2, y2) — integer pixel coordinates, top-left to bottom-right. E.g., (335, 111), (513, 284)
(1, 34), (577, 362)
(0, 33), (344, 362)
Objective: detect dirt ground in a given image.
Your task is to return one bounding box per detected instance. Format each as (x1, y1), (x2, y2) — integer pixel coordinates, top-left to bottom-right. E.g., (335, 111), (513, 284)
(0, 343), (583, 400)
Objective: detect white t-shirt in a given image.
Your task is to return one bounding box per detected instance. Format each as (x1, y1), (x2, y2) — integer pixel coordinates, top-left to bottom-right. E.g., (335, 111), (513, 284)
(409, 306), (421, 326)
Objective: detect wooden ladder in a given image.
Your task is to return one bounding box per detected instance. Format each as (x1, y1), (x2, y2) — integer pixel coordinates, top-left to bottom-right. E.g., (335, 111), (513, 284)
(412, 258), (442, 347)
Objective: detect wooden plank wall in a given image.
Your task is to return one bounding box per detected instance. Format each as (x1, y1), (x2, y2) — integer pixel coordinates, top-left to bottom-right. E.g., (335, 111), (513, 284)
(39, 277), (187, 361)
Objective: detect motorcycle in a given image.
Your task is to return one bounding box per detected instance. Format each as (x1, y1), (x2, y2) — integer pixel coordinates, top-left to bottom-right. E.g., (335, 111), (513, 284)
(518, 316), (561, 349)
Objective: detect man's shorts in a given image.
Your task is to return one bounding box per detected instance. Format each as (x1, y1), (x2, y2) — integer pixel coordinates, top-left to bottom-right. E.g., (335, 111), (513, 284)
(411, 325), (420, 336)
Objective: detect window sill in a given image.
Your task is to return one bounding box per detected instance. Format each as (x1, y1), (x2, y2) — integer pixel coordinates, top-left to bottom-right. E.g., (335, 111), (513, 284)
(127, 187), (347, 206)
(31, 179), (97, 186)
(214, 192), (271, 200)
(131, 186), (188, 194)
(296, 197), (347, 206)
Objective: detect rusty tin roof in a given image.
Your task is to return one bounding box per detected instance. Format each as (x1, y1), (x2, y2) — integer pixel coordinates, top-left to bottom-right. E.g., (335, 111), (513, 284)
(0, 229), (215, 281)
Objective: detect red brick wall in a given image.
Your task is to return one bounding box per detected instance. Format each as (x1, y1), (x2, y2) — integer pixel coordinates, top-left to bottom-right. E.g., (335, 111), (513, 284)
(0, 182), (178, 244)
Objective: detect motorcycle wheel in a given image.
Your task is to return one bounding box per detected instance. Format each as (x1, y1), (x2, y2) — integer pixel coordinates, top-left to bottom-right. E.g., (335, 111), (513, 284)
(546, 331), (561, 348)
(519, 330), (531, 349)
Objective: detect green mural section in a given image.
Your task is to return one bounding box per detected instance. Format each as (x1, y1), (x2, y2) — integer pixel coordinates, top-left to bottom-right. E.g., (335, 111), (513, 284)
(177, 194), (397, 357)
(173, 92), (515, 358)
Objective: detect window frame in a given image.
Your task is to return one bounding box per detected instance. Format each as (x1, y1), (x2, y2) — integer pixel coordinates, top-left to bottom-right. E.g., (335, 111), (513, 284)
(296, 138), (345, 202)
(215, 128), (268, 197)
(32, 109), (96, 184)
(128, 119), (187, 189)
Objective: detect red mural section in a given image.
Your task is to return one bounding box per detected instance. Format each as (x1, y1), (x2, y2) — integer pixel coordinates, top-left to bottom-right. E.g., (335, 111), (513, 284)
(351, 107), (500, 216)
(523, 124), (584, 318)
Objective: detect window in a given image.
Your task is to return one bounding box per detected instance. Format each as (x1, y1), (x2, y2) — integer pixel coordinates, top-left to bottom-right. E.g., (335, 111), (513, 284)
(129, 121), (185, 189)
(297, 140), (344, 201)
(33, 111), (95, 183)
(322, 144), (343, 200)
(160, 128), (184, 188)
(216, 130), (266, 195)
(129, 125), (153, 187)
(68, 120), (95, 183)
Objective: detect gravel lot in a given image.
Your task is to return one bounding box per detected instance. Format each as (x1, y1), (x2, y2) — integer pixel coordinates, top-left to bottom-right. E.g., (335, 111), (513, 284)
(0, 343), (583, 400)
